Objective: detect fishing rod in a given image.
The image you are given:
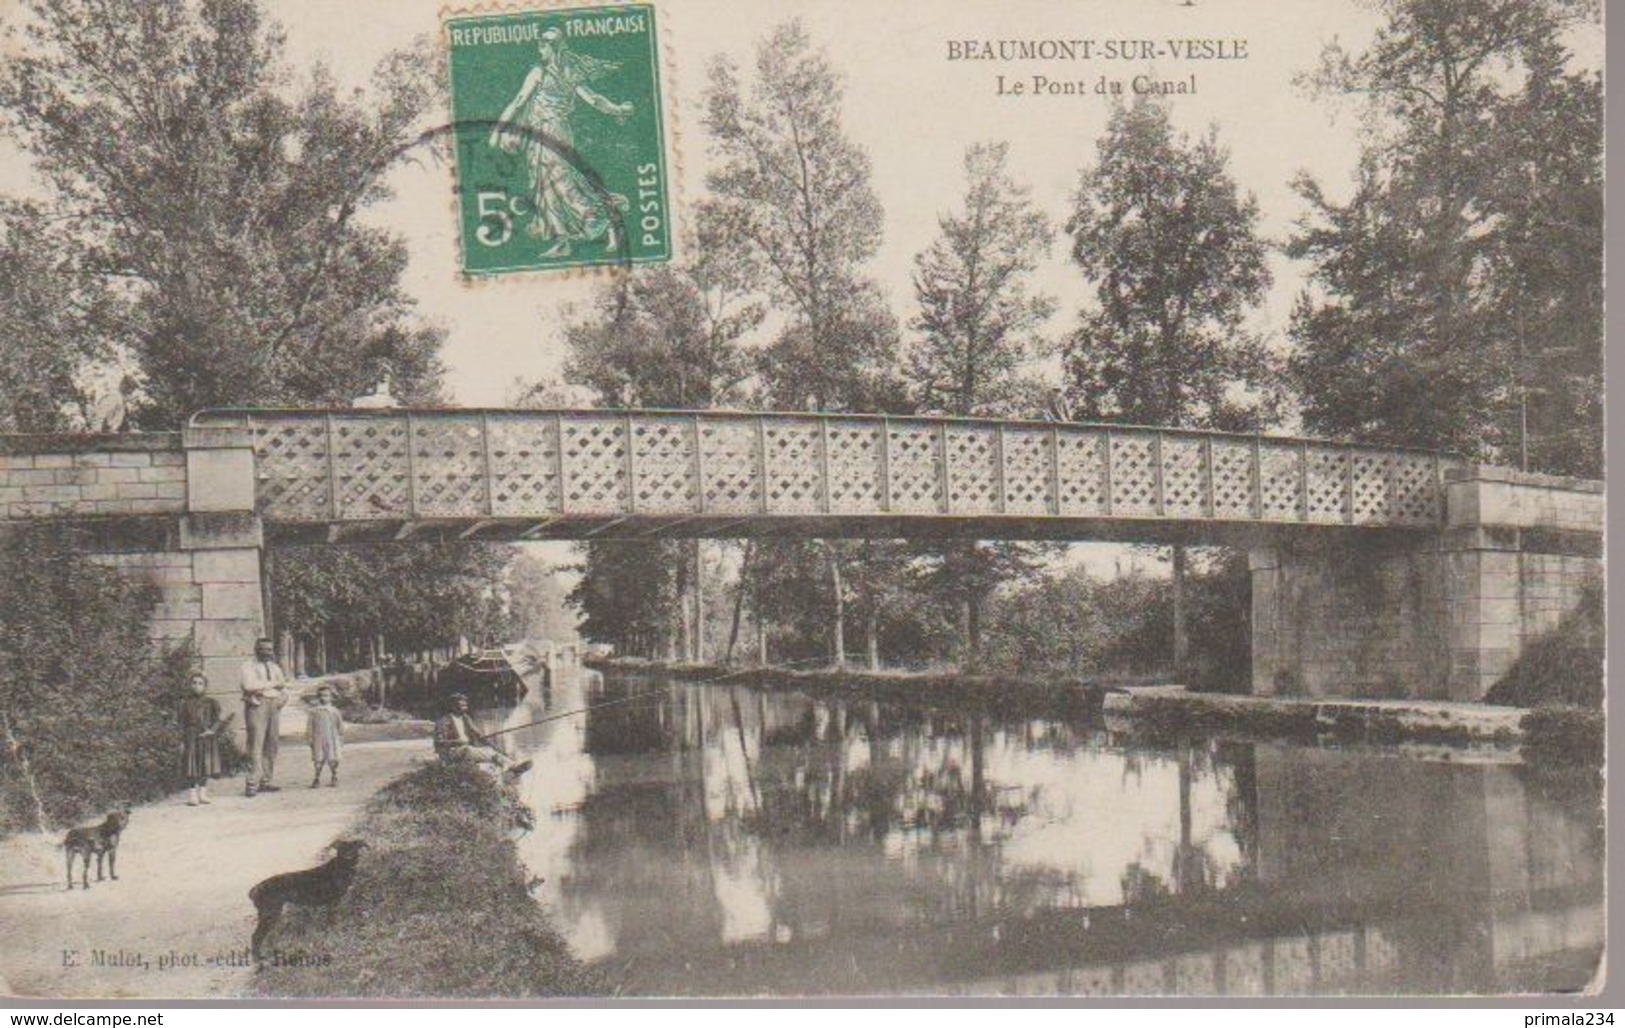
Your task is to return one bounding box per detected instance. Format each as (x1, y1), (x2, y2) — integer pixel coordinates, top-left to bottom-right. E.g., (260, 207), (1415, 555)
(479, 656), (832, 739)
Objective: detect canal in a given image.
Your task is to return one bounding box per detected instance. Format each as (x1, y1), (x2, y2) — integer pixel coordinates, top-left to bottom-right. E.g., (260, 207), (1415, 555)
(465, 664), (1603, 997)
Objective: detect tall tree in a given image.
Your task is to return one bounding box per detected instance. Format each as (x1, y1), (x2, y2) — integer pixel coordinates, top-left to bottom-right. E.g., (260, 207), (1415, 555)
(907, 142), (1056, 671)
(561, 212), (758, 410)
(704, 21), (907, 667)
(550, 217), (762, 661)
(909, 143), (1055, 419)
(703, 19), (904, 414)
(0, 205), (116, 431)
(1064, 97), (1271, 675)
(0, 0), (445, 427)
(1287, 0), (1601, 474)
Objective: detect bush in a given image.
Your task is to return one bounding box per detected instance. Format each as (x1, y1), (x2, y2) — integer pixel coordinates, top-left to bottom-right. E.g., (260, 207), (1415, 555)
(0, 525), (192, 833)
(1484, 580), (1604, 709)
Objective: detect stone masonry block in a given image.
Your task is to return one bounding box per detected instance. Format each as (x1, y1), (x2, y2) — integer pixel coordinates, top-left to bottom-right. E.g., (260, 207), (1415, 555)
(72, 453), (113, 468)
(179, 512), (262, 551)
(194, 618), (264, 661)
(33, 454), (74, 469)
(114, 482), (160, 500)
(152, 599), (203, 622)
(200, 656), (246, 700)
(112, 498), (185, 514)
(186, 445), (256, 512)
(23, 484), (78, 502)
(54, 467), (99, 486)
(97, 468), (142, 484)
(109, 453), (153, 468)
(0, 455), (34, 470)
(149, 619), (196, 641)
(191, 548), (262, 584)
(202, 582), (262, 621)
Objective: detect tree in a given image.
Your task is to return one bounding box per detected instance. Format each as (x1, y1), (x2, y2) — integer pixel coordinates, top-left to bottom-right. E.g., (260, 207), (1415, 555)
(703, 20), (905, 414)
(906, 142), (1056, 671)
(548, 214), (762, 663)
(1288, 0), (1601, 475)
(507, 551), (580, 645)
(0, 0), (446, 427)
(270, 543), (515, 673)
(909, 143), (1055, 419)
(1064, 97), (1271, 676)
(703, 21), (909, 667)
(0, 204), (117, 431)
(561, 212), (759, 410)
(0, 526), (192, 831)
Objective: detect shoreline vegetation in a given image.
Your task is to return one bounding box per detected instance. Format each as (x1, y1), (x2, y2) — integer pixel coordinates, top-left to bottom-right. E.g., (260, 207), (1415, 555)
(251, 761), (605, 999)
(585, 656), (1604, 764)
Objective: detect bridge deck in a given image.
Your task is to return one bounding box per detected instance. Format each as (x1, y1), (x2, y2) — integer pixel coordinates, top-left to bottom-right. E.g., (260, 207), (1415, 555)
(195, 409), (1457, 544)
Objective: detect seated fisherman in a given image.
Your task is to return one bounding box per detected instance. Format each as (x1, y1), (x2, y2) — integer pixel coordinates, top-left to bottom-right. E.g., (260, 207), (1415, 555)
(432, 693), (530, 776)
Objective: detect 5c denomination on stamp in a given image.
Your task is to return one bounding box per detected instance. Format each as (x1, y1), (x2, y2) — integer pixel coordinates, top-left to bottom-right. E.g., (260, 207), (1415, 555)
(446, 5), (672, 275)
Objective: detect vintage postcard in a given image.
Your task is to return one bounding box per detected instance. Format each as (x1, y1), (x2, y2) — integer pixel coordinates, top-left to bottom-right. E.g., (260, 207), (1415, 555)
(0, 0), (1605, 1005)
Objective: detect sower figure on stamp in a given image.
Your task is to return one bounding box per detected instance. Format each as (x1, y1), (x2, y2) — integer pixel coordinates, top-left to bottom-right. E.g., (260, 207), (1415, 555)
(488, 27), (634, 258)
(240, 637), (290, 797)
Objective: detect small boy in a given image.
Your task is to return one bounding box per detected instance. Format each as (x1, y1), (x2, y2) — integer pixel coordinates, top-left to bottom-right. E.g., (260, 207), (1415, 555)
(306, 685), (344, 787)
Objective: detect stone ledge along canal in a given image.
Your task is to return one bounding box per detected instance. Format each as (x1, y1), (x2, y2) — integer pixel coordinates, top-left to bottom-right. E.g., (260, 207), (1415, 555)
(461, 664), (1602, 997)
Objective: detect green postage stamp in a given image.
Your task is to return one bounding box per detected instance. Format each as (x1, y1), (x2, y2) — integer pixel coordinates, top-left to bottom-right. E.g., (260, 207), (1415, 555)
(445, 5), (672, 275)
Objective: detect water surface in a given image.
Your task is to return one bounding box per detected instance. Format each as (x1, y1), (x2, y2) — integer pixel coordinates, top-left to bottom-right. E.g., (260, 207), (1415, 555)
(471, 666), (1602, 997)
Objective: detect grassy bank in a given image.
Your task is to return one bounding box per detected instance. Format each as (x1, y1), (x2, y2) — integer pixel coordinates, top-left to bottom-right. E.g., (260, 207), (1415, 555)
(251, 762), (604, 998)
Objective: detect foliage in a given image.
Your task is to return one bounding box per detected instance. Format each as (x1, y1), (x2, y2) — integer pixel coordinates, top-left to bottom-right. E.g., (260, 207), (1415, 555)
(253, 762), (604, 997)
(0, 204), (117, 431)
(703, 20), (905, 413)
(1063, 97), (1272, 431)
(0, 0), (446, 427)
(561, 211), (760, 409)
(1287, 0), (1602, 474)
(1484, 579), (1603, 709)
(270, 543), (516, 668)
(908, 142), (1055, 419)
(506, 551), (580, 645)
(564, 541), (679, 659)
(980, 553), (1250, 688)
(0, 526), (193, 832)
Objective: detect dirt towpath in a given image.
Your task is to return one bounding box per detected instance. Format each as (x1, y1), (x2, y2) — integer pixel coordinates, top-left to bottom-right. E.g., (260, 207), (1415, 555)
(0, 734), (428, 999)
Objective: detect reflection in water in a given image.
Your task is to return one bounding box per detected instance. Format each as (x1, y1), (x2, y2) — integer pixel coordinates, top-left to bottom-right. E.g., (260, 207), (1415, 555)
(472, 669), (1603, 996)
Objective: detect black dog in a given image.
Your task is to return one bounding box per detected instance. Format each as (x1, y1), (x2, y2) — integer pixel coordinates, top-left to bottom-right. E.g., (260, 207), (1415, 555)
(63, 807), (130, 891)
(249, 839), (367, 959)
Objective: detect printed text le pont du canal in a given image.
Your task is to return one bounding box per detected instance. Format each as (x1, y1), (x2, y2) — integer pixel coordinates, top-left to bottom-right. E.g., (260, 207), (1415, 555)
(947, 37), (1249, 98)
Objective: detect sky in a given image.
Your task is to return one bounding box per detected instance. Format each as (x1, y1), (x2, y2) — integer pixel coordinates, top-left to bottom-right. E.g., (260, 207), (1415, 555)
(260, 0), (1395, 406)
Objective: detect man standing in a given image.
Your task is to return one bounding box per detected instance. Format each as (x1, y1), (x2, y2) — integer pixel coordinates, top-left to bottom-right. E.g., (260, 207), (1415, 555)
(240, 637), (290, 797)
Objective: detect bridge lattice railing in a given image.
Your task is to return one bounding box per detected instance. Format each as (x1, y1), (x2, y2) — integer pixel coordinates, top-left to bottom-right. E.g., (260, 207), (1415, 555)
(197, 409), (1457, 527)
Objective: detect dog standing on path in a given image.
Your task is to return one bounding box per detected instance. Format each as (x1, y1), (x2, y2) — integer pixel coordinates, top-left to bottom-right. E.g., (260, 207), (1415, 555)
(249, 839), (368, 960)
(63, 807), (131, 890)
